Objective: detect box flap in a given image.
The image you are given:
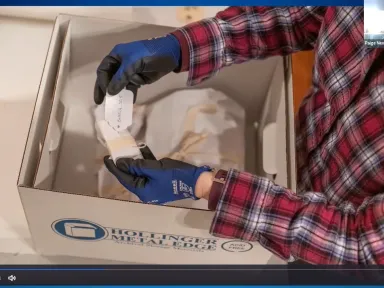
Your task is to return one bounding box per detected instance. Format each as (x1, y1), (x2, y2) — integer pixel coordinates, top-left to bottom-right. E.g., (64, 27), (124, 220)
(18, 15), (71, 188)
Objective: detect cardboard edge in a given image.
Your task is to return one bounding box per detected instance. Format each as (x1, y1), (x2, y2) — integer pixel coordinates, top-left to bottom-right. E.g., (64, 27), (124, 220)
(57, 12), (178, 30)
(33, 21), (72, 189)
(16, 17), (57, 187)
(19, 184), (215, 213)
(17, 15), (71, 188)
(51, 109), (69, 189)
(16, 14), (71, 254)
(283, 56), (297, 192)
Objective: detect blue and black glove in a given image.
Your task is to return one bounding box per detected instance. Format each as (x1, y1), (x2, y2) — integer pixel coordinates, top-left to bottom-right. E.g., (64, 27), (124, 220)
(104, 147), (212, 205)
(94, 34), (181, 105)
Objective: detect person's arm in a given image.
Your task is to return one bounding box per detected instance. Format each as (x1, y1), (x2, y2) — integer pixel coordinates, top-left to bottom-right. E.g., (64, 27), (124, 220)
(171, 6), (326, 86)
(197, 169), (384, 265)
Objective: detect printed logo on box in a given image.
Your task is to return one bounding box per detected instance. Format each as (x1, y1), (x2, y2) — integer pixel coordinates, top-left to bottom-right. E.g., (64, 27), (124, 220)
(221, 241), (253, 252)
(52, 218), (253, 253)
(52, 219), (108, 241)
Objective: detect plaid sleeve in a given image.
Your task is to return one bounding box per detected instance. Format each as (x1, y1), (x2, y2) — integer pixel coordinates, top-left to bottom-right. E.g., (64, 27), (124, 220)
(210, 169), (384, 265)
(171, 6), (326, 86)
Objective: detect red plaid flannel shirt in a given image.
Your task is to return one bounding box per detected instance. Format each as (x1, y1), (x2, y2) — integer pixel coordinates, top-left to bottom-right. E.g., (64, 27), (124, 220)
(172, 6), (384, 264)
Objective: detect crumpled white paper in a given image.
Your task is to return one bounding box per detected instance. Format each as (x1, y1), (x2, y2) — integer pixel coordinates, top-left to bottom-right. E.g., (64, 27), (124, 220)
(145, 88), (245, 170)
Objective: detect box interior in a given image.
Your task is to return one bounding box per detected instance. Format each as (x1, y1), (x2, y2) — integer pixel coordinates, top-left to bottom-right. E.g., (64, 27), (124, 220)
(22, 16), (291, 211)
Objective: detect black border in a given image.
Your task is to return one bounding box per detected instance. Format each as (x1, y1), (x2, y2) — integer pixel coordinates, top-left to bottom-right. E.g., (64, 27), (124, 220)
(0, 265), (384, 285)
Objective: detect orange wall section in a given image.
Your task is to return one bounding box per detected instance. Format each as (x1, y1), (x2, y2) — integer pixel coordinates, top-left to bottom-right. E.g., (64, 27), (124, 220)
(291, 51), (315, 115)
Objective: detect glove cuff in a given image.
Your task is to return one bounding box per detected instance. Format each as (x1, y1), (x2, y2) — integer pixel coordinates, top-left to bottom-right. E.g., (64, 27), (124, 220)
(143, 34), (181, 71)
(170, 31), (189, 72)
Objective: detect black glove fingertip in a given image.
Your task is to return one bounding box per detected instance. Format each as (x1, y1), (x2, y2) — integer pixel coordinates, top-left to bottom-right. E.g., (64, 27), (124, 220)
(107, 84), (120, 96)
(126, 83), (140, 103)
(130, 74), (146, 86)
(140, 146), (157, 160)
(103, 155), (116, 171)
(94, 82), (105, 105)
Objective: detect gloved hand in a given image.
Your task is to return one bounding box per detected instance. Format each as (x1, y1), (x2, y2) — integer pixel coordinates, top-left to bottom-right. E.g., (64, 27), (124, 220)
(94, 34), (181, 105)
(104, 147), (212, 205)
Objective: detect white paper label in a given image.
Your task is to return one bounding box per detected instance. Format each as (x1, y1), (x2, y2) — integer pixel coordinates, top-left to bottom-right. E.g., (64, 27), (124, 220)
(105, 89), (134, 132)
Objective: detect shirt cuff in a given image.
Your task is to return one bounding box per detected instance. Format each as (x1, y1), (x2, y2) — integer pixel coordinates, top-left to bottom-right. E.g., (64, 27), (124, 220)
(170, 30), (190, 73)
(209, 169), (271, 240)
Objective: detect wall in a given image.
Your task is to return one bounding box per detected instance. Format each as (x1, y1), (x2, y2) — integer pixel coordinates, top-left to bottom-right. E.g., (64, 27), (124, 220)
(0, 7), (226, 25)
(292, 51), (315, 115)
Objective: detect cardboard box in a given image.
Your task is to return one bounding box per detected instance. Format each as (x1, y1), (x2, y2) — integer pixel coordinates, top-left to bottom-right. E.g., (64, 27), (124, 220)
(17, 14), (296, 264)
